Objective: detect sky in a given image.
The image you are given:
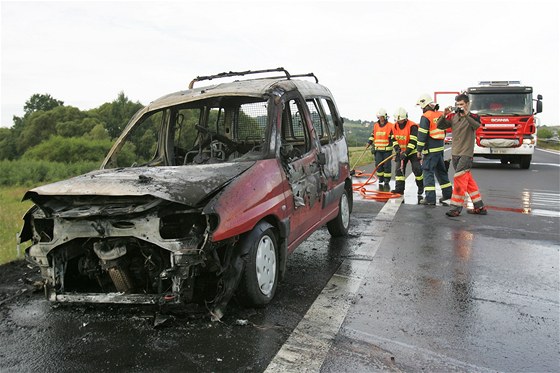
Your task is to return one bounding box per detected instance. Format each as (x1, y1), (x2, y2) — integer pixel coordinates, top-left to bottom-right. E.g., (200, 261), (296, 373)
(1, 0), (559, 129)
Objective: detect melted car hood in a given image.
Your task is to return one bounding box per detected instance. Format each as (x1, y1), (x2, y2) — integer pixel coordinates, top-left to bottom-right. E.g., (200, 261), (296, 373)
(23, 162), (255, 207)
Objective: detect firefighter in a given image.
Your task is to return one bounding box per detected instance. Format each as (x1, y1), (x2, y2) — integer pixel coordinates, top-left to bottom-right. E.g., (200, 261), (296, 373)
(437, 93), (488, 216)
(367, 108), (394, 190)
(391, 107), (424, 202)
(415, 94), (452, 206)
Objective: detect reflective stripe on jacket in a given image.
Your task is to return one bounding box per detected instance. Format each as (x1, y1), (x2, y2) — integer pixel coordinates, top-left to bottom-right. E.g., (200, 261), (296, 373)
(417, 110), (445, 154)
(422, 111), (445, 140)
(371, 121), (394, 150)
(392, 120), (418, 155)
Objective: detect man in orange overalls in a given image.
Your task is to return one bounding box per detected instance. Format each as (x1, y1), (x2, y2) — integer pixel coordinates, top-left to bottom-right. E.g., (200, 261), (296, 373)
(437, 93), (488, 217)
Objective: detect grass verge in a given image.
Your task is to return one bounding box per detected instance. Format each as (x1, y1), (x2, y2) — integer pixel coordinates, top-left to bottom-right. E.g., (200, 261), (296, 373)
(349, 146), (375, 170)
(0, 186), (34, 265)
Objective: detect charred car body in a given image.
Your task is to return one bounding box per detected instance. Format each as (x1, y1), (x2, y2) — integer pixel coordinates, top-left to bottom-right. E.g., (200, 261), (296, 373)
(19, 68), (352, 317)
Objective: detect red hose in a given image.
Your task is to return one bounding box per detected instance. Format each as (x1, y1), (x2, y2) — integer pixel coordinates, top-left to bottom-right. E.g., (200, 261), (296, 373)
(352, 153), (402, 202)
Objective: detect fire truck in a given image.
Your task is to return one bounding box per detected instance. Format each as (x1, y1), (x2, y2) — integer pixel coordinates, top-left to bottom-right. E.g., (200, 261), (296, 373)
(436, 81), (543, 169)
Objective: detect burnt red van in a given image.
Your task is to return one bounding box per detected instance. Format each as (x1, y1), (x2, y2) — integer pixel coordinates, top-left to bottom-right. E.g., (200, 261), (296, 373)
(20, 68), (352, 318)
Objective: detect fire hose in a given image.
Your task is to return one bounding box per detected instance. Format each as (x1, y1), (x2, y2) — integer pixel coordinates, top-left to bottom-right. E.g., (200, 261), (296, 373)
(351, 147), (402, 202)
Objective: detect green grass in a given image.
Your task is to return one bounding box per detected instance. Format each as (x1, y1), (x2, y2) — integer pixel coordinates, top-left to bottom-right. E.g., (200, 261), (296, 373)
(537, 140), (560, 151)
(349, 146), (375, 170)
(0, 186), (34, 264)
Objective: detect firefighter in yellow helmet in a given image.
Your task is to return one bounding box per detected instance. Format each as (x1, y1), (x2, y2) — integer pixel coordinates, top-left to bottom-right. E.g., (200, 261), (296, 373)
(367, 108), (394, 190)
(391, 107), (424, 202)
(415, 94), (452, 206)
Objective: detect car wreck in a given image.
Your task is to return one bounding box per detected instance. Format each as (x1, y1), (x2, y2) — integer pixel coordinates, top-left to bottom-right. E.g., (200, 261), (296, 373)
(19, 68), (352, 319)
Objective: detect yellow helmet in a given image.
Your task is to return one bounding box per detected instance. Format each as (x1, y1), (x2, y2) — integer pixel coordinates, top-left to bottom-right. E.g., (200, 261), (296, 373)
(416, 93), (434, 109)
(376, 108), (388, 118)
(394, 107), (408, 121)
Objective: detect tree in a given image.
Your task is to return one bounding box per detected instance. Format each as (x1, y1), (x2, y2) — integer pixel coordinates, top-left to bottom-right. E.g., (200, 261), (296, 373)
(0, 128), (17, 160)
(88, 123), (111, 141)
(23, 93), (64, 116)
(56, 117), (101, 138)
(22, 136), (113, 163)
(17, 106), (85, 154)
(91, 92), (143, 139)
(537, 127), (553, 139)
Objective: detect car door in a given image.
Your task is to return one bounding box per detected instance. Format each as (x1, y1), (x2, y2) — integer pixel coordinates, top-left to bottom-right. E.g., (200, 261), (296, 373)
(311, 97), (349, 214)
(278, 96), (326, 248)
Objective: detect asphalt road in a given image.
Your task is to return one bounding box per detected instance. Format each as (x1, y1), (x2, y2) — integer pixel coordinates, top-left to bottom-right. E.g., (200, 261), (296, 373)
(1, 148), (558, 372)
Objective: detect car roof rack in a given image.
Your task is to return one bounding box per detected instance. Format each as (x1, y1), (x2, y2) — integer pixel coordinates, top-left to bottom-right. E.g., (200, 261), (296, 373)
(188, 67), (318, 89)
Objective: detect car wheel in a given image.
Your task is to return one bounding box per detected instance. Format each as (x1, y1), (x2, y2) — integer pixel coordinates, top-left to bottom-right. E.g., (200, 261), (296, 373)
(237, 222), (278, 307)
(327, 190), (350, 237)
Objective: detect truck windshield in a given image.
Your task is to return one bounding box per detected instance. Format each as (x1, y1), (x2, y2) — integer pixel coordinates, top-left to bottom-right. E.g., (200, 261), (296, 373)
(469, 93), (533, 116)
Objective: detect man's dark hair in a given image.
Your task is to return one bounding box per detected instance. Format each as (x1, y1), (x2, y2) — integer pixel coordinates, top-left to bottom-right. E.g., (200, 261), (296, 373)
(455, 93), (469, 103)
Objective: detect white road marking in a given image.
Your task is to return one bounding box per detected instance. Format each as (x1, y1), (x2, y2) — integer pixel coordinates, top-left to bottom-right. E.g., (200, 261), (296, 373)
(264, 196), (403, 372)
(342, 328), (500, 373)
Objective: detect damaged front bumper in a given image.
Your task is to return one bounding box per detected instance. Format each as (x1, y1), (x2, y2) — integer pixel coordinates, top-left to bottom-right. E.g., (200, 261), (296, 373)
(22, 198), (239, 314)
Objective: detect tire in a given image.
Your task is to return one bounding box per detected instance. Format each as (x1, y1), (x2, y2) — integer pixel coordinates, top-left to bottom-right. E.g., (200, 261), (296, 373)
(327, 190), (350, 237)
(237, 222), (278, 307)
(519, 155), (531, 169)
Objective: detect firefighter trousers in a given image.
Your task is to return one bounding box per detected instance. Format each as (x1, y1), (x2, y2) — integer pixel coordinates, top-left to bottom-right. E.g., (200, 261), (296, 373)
(393, 155), (423, 195)
(374, 150), (392, 183)
(421, 152), (452, 204)
(449, 156), (484, 212)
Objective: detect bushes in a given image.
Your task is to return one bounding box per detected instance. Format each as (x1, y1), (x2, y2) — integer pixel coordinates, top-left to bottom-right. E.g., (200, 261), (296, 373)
(22, 136), (113, 163)
(0, 159), (100, 187)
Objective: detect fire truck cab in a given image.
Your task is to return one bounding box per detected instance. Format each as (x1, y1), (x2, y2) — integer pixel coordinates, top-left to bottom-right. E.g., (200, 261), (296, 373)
(467, 81), (542, 169)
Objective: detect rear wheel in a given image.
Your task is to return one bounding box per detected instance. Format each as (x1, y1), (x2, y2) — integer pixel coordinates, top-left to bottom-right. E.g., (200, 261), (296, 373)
(237, 222), (278, 307)
(327, 190), (350, 237)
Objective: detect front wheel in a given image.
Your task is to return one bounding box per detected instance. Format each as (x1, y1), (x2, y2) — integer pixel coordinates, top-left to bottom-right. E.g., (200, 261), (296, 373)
(327, 190), (351, 237)
(237, 222), (278, 307)
(518, 155), (531, 169)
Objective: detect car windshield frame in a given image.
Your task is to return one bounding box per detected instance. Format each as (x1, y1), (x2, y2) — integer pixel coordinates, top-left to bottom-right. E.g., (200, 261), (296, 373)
(102, 95), (274, 169)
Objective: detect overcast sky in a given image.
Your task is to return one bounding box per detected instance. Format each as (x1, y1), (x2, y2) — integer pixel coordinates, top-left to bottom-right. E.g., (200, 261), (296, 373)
(1, 0), (559, 129)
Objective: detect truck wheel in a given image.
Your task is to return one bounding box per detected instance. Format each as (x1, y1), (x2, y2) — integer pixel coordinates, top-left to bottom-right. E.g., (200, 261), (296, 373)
(519, 155), (531, 169)
(237, 222), (278, 307)
(327, 190), (350, 237)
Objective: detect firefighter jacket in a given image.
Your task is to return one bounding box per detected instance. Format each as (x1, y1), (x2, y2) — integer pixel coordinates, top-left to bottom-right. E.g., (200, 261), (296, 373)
(369, 121), (394, 151)
(392, 120), (419, 157)
(417, 109), (445, 154)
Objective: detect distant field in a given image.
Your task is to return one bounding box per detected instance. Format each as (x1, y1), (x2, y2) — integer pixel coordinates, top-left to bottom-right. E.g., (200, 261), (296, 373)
(0, 187), (33, 264)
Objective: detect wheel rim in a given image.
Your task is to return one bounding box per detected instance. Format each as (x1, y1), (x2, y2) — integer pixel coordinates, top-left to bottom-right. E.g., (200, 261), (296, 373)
(255, 234), (276, 296)
(340, 193), (350, 229)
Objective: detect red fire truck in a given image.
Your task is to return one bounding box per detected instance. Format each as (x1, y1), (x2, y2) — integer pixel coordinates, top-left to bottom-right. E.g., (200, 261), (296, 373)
(436, 81), (543, 169)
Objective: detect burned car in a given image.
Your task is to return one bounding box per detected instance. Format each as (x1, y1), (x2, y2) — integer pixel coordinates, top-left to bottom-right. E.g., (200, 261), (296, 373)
(19, 68), (352, 318)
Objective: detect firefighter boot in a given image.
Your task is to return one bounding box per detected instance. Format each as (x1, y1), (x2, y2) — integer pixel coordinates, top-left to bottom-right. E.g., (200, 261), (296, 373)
(419, 198), (436, 206)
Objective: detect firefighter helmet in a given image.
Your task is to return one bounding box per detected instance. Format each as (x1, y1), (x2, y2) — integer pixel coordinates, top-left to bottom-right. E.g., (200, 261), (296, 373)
(376, 108), (388, 118)
(394, 107), (408, 121)
(416, 93), (434, 109)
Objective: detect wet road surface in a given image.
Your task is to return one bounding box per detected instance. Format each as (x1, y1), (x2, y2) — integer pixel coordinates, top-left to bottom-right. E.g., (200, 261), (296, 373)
(1, 148), (559, 372)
